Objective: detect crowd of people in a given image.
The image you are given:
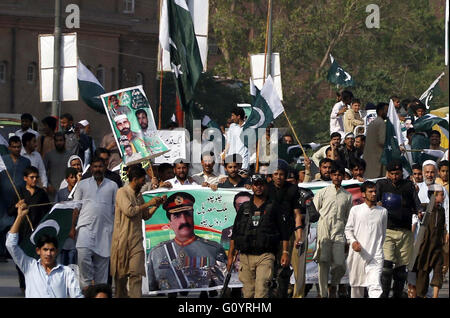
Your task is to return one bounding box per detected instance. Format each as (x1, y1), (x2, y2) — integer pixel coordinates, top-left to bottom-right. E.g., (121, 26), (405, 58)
(0, 88), (448, 299)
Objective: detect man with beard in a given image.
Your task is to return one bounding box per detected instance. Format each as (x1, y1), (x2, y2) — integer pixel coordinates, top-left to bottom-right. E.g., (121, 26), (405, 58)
(43, 132), (72, 199)
(314, 158), (333, 181)
(111, 165), (166, 298)
(73, 157), (118, 290)
(216, 154), (251, 189)
(192, 152), (222, 187)
(160, 160), (197, 188)
(113, 114), (147, 156)
(147, 192), (227, 291)
(135, 109), (160, 150)
(376, 161), (421, 298)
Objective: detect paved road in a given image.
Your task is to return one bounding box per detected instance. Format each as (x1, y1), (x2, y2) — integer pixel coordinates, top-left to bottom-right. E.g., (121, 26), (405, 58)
(0, 258), (448, 298)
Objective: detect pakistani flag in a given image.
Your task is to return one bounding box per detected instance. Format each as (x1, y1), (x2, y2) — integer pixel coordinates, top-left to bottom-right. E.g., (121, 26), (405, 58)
(159, 0), (203, 112)
(242, 75), (284, 130)
(419, 72), (445, 109)
(413, 113), (449, 139)
(381, 100), (411, 174)
(20, 201), (80, 259)
(327, 54), (354, 87)
(77, 60), (106, 114)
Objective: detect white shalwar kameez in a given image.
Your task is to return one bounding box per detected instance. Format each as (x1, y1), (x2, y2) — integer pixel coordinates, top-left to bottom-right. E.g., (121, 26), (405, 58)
(345, 203), (387, 298)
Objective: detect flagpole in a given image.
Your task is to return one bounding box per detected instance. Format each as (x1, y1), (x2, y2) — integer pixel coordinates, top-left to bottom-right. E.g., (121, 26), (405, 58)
(262, 0), (271, 84)
(3, 168), (34, 231)
(159, 47), (164, 130)
(283, 111), (308, 159)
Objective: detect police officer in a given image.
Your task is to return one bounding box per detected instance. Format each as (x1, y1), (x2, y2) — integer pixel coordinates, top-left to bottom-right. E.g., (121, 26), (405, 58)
(147, 192), (226, 292)
(376, 160), (421, 298)
(227, 174), (291, 298)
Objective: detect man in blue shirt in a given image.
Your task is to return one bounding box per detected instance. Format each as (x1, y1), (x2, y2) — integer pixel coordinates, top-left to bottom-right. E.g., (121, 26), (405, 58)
(6, 202), (83, 298)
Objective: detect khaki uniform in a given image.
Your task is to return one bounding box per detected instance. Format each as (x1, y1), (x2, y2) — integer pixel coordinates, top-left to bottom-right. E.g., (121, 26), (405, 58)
(110, 185), (151, 298)
(344, 109), (364, 134)
(239, 253), (275, 298)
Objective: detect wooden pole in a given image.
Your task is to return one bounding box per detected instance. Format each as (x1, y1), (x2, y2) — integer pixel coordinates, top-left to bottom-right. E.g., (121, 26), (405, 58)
(158, 47), (164, 130)
(283, 111), (308, 159)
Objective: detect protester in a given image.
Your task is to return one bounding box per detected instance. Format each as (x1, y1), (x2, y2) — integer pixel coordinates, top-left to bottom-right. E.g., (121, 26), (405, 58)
(77, 119), (96, 168)
(84, 284), (113, 298)
(60, 113), (79, 155)
(15, 113), (39, 140)
(8, 166), (50, 293)
(265, 160), (303, 298)
(43, 132), (73, 199)
(37, 116), (57, 158)
(6, 202), (83, 298)
(354, 134), (365, 158)
(311, 132), (341, 167)
(349, 158), (366, 182)
(330, 90), (353, 137)
(314, 158), (333, 181)
(81, 148), (123, 188)
(160, 160), (197, 188)
(337, 132), (358, 169)
(192, 151), (222, 186)
(429, 130), (446, 153)
(216, 154), (251, 189)
(111, 165), (165, 298)
(363, 102), (389, 178)
(222, 107), (249, 169)
(413, 184), (447, 298)
(436, 160), (449, 192)
(73, 157), (118, 290)
(345, 181), (387, 298)
(411, 163), (424, 186)
(227, 174), (290, 298)
(376, 161), (420, 298)
(100, 132), (122, 170)
(20, 132), (48, 191)
(55, 167), (79, 266)
(313, 163), (353, 298)
(59, 155), (83, 190)
(344, 99), (364, 134)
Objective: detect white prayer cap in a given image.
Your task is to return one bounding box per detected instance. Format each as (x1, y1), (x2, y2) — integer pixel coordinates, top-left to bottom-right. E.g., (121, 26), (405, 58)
(345, 168), (353, 177)
(422, 160), (438, 169)
(428, 184), (444, 192)
(113, 114), (128, 122)
(344, 132), (355, 139)
(78, 119), (89, 127)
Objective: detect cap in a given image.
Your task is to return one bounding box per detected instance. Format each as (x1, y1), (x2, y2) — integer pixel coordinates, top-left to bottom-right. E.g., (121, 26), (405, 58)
(294, 163), (305, 172)
(162, 192), (195, 214)
(422, 160), (438, 169)
(78, 120), (89, 127)
(386, 160), (402, 172)
(344, 132), (355, 139)
(345, 168), (353, 177)
(251, 174), (266, 184)
(428, 184), (444, 192)
(114, 114), (128, 122)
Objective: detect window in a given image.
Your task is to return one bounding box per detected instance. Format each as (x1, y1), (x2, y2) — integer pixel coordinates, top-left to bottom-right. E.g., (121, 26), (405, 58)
(27, 62), (37, 84)
(123, 0), (135, 14)
(0, 62), (7, 83)
(136, 72), (144, 86)
(96, 65), (105, 87)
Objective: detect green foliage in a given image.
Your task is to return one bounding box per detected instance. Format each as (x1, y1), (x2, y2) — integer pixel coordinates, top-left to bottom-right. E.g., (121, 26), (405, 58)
(207, 0), (448, 143)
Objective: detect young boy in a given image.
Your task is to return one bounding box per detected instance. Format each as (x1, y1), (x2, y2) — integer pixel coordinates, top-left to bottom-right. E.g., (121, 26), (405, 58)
(344, 99), (364, 134)
(55, 167), (79, 266)
(436, 160), (449, 193)
(413, 184), (447, 298)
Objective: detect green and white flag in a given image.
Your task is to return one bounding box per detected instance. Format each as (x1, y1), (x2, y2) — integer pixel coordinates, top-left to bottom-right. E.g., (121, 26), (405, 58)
(242, 75), (284, 131)
(381, 100), (411, 173)
(413, 113), (449, 139)
(77, 60), (106, 114)
(20, 201), (81, 258)
(159, 0), (203, 111)
(419, 72), (445, 109)
(327, 54), (354, 87)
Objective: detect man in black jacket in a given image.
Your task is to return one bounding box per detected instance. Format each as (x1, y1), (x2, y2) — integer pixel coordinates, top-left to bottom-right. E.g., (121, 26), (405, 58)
(227, 174), (290, 298)
(376, 160), (421, 298)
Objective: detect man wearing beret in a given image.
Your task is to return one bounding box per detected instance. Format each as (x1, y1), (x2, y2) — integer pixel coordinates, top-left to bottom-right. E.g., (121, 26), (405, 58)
(375, 160), (421, 298)
(147, 192), (226, 291)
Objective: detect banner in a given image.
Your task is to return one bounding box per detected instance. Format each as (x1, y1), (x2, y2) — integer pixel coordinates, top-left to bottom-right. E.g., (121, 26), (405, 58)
(143, 186), (249, 294)
(100, 86), (170, 165)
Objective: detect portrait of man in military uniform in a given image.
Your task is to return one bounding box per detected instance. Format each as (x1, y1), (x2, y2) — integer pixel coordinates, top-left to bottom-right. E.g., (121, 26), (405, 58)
(147, 192), (227, 292)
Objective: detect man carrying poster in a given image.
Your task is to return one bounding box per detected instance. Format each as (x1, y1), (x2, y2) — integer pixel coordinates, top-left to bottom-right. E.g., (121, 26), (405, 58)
(147, 192), (227, 291)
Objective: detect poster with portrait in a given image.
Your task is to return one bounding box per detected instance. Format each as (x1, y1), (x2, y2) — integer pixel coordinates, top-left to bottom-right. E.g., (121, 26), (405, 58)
(142, 186), (251, 294)
(101, 85), (170, 166)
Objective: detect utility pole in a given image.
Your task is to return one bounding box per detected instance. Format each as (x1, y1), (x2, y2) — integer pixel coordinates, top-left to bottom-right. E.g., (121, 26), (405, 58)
(51, 0), (62, 125)
(266, 0), (273, 77)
